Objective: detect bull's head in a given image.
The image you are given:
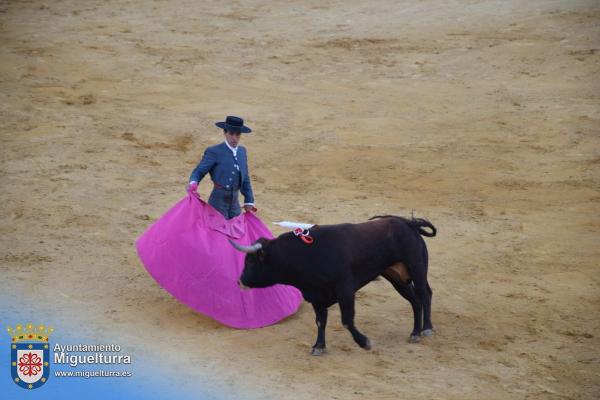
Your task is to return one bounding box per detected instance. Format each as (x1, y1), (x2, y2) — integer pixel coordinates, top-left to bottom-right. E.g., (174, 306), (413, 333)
(229, 238), (282, 289)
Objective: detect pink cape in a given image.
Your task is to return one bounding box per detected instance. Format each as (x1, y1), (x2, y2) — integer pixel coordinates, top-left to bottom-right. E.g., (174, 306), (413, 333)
(136, 193), (303, 329)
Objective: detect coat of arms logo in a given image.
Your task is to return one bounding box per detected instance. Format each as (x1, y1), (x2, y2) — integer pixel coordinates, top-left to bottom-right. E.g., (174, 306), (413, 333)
(7, 323), (53, 390)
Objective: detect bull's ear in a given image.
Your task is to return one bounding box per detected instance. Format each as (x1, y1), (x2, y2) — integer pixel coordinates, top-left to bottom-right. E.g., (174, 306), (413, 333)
(255, 238), (270, 263)
(257, 248), (265, 263)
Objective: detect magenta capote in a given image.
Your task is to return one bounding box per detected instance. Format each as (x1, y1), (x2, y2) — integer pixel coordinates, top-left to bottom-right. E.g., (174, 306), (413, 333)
(135, 193), (302, 329)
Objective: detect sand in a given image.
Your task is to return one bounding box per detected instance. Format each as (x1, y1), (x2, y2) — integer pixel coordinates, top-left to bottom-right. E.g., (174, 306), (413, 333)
(1, 0), (599, 399)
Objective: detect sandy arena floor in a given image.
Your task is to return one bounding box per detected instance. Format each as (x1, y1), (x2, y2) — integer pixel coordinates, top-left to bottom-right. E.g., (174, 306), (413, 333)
(1, 0), (599, 399)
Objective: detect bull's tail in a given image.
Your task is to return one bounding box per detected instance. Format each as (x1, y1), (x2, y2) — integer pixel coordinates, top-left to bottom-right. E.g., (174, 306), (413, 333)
(410, 217), (437, 237)
(369, 215), (437, 237)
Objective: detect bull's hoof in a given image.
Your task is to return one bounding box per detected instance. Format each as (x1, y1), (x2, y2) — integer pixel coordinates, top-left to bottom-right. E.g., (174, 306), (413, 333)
(362, 338), (372, 351)
(311, 347), (326, 356)
(409, 334), (421, 343)
(422, 329), (434, 337)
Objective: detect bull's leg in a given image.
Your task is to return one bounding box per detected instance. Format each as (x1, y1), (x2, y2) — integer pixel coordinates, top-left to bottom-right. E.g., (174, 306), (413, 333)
(399, 243), (434, 341)
(338, 294), (371, 350)
(382, 264), (423, 342)
(311, 303), (328, 356)
(422, 282), (434, 336)
(418, 246), (434, 336)
(383, 276), (423, 343)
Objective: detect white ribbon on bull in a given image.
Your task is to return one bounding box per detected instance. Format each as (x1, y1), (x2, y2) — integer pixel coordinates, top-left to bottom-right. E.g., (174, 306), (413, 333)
(273, 221), (314, 230)
(276, 221), (315, 244)
(229, 221), (315, 253)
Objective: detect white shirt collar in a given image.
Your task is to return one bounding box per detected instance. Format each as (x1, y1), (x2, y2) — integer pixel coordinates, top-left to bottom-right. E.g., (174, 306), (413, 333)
(224, 141), (238, 156)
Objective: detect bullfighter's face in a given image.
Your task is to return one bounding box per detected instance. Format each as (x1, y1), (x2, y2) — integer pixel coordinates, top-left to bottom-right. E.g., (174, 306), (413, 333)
(224, 130), (242, 148)
(239, 251), (280, 289)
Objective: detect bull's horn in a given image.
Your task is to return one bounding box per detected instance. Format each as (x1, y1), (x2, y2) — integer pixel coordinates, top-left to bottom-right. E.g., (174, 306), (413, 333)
(228, 239), (263, 253)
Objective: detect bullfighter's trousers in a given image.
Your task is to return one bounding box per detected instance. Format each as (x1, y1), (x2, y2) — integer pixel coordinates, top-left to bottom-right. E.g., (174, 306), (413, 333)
(208, 187), (241, 220)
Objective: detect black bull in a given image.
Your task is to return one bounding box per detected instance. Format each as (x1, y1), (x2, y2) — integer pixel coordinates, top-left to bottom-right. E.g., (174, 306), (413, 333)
(230, 215), (436, 355)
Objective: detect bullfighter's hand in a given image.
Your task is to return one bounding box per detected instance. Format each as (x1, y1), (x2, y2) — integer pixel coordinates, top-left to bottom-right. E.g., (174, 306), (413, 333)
(244, 205), (257, 213)
(187, 182), (200, 199)
(187, 181), (198, 193)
